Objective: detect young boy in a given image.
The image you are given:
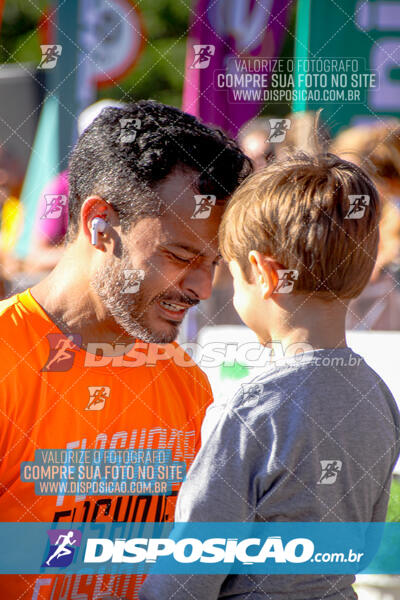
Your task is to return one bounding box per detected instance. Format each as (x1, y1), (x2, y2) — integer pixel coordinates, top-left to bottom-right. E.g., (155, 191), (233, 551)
(139, 153), (400, 599)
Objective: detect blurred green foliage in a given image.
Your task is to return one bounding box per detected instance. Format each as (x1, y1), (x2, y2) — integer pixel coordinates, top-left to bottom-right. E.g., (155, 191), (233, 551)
(0, 0), (296, 110)
(387, 477), (400, 522)
(0, 0), (191, 107)
(0, 0), (46, 63)
(100, 0), (191, 106)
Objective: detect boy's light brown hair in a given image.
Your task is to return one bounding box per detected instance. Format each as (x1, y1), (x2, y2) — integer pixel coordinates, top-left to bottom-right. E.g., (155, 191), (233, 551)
(219, 152), (380, 299)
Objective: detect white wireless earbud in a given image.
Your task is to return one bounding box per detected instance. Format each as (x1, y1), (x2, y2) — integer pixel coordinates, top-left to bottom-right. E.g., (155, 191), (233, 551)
(91, 217), (107, 246)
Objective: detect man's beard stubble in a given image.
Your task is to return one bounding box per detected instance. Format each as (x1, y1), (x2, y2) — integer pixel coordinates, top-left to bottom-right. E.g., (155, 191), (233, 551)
(91, 249), (179, 344)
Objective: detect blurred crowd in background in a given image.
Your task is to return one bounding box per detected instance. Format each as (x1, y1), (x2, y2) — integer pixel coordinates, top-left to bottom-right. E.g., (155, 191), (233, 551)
(1, 106), (400, 336)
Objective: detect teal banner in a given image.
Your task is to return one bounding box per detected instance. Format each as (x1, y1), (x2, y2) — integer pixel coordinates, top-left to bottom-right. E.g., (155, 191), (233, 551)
(0, 522), (398, 575)
(294, 0), (400, 133)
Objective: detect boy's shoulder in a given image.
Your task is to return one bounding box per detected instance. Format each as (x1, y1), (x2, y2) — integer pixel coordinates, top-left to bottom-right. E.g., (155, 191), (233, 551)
(228, 347), (399, 423)
(225, 369), (287, 425)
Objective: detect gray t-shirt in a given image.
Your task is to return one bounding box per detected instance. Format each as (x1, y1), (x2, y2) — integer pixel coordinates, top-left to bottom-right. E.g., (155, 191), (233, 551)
(140, 348), (400, 600)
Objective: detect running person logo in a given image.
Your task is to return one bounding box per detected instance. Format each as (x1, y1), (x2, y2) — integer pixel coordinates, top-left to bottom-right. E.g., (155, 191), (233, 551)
(42, 529), (81, 567)
(345, 195), (370, 219)
(268, 119), (291, 143)
(41, 334), (81, 372)
(119, 118), (141, 143)
(191, 195), (216, 219)
(39, 45), (62, 69)
(41, 194), (67, 220)
(85, 386), (111, 411)
(275, 270), (298, 294)
(121, 269), (145, 294)
(241, 383), (264, 406)
(190, 45), (215, 69)
(317, 460), (343, 484)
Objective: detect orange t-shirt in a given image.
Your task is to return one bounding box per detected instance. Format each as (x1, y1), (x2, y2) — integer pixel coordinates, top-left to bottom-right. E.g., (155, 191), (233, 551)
(0, 289), (213, 599)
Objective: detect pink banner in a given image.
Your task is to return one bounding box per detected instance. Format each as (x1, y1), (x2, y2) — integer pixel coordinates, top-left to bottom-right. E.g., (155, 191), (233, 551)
(0, 0), (4, 30)
(183, 0), (293, 137)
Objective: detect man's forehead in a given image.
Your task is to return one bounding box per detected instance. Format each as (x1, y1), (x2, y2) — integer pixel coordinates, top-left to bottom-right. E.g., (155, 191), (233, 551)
(129, 167), (225, 256)
(153, 165), (228, 221)
(166, 240), (221, 259)
(160, 220), (221, 255)
(154, 165), (199, 202)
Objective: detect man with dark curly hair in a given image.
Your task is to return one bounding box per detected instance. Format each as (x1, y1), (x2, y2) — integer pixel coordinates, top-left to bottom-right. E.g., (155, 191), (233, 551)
(0, 100), (251, 600)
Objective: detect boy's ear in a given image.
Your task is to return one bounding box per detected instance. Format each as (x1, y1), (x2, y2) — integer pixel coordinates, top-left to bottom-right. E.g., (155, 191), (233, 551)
(248, 251), (280, 299)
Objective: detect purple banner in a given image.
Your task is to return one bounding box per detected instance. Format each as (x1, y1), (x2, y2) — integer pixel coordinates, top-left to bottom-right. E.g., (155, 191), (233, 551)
(183, 0), (293, 137)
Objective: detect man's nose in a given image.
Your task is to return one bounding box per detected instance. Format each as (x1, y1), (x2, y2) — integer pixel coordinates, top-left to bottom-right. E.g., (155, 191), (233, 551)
(181, 265), (214, 301)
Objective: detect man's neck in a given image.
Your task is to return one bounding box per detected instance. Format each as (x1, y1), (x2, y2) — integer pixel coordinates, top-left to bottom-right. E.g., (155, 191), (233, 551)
(31, 248), (132, 349)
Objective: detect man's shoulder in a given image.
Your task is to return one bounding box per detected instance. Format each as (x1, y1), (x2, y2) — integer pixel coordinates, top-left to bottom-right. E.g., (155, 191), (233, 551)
(0, 292), (38, 379)
(0, 291), (30, 328)
(0, 289), (49, 362)
(0, 291), (19, 312)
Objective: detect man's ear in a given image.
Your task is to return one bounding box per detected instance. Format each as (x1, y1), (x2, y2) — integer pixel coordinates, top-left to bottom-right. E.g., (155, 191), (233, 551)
(81, 196), (113, 251)
(248, 251), (280, 299)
